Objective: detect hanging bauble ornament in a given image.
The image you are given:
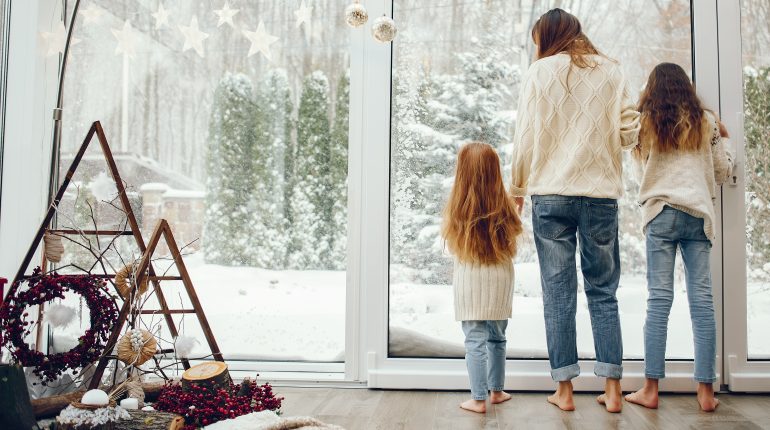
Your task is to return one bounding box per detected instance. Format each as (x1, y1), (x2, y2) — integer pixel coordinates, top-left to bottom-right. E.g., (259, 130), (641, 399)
(371, 14), (397, 43)
(345, 1), (368, 28)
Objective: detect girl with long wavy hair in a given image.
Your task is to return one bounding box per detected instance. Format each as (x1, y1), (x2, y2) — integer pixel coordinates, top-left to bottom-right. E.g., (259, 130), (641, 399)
(510, 8), (640, 412)
(625, 63), (733, 412)
(442, 142), (523, 413)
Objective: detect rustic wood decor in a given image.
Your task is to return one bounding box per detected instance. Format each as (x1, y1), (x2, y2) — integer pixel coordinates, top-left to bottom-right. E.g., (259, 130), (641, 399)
(181, 362), (231, 393)
(88, 218), (224, 389)
(4, 121), (202, 389)
(0, 364), (38, 430)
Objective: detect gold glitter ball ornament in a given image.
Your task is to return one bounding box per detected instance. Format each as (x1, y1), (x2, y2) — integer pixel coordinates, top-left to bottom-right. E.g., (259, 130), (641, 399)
(371, 14), (397, 43)
(345, 1), (368, 28)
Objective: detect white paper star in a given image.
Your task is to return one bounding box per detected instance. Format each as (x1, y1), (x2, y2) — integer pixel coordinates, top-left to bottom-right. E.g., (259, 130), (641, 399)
(294, 1), (312, 28)
(179, 16), (209, 58)
(111, 20), (137, 58)
(242, 21), (279, 60)
(214, 1), (239, 28)
(152, 3), (171, 29)
(79, 4), (103, 26)
(41, 22), (80, 57)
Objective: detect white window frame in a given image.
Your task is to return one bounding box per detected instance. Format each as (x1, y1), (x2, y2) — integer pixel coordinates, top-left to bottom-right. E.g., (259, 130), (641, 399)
(718, 0), (770, 392)
(359, 0), (728, 392)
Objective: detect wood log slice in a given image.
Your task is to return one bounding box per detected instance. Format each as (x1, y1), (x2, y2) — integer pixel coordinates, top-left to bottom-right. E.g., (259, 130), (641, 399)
(0, 364), (38, 430)
(113, 410), (184, 430)
(181, 362), (231, 393)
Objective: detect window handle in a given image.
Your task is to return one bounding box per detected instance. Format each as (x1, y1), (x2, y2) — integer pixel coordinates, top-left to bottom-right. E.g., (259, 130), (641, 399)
(728, 112), (744, 187)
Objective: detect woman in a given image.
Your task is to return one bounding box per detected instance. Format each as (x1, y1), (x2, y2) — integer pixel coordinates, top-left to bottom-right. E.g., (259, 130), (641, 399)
(625, 63), (733, 412)
(510, 8), (640, 413)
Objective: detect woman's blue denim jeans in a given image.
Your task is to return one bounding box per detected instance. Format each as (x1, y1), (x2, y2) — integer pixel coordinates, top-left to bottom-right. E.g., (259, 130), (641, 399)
(531, 195), (623, 381)
(461, 320), (508, 400)
(644, 206), (717, 383)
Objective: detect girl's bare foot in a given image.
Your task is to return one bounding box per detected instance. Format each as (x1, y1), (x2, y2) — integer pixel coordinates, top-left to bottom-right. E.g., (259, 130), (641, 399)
(547, 381), (575, 411)
(697, 383), (719, 412)
(597, 378), (623, 413)
(625, 378), (659, 409)
(460, 399), (486, 413)
(490, 391), (512, 404)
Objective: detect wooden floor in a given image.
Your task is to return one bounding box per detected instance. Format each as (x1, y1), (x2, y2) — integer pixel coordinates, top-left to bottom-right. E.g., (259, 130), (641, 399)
(277, 387), (770, 430)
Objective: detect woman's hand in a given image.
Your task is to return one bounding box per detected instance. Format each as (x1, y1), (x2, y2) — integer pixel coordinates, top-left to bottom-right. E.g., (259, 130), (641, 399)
(514, 196), (525, 215)
(718, 120), (730, 138)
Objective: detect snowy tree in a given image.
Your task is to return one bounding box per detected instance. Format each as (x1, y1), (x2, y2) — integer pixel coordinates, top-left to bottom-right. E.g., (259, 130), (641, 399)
(329, 72), (350, 270)
(745, 66), (770, 282)
(288, 71), (333, 269)
(248, 71), (292, 268)
(204, 73), (258, 266)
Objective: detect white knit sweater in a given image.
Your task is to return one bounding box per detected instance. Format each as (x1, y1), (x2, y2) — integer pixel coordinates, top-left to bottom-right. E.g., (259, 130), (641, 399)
(511, 54), (641, 198)
(453, 259), (514, 321)
(634, 111), (735, 242)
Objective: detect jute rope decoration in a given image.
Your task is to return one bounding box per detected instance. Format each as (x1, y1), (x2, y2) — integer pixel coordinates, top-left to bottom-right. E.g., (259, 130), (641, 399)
(126, 377), (145, 408)
(43, 231), (65, 263)
(114, 262), (149, 300)
(117, 329), (157, 366)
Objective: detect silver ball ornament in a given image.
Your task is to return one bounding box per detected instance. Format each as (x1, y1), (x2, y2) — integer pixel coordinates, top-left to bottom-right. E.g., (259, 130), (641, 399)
(345, 1), (368, 28)
(371, 14), (397, 43)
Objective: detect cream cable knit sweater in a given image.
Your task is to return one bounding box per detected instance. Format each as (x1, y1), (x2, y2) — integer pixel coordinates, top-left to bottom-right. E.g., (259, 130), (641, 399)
(453, 259), (514, 321)
(634, 111), (735, 242)
(511, 54), (641, 198)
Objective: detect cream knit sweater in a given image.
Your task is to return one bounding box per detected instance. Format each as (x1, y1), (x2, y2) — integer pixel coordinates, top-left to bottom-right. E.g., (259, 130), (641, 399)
(453, 259), (514, 321)
(634, 111), (735, 242)
(511, 54), (641, 198)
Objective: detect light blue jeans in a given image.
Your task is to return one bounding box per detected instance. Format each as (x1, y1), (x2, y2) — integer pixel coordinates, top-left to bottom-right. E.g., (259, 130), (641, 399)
(644, 206), (717, 383)
(462, 320), (508, 400)
(531, 195), (624, 381)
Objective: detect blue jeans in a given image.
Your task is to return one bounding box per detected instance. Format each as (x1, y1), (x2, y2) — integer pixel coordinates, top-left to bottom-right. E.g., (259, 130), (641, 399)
(644, 206), (716, 383)
(531, 195), (623, 381)
(462, 320), (507, 400)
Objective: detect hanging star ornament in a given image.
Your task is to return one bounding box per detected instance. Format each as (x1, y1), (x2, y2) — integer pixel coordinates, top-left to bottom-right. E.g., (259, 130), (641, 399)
(179, 16), (209, 58)
(111, 20), (137, 58)
(79, 4), (103, 26)
(152, 3), (171, 29)
(294, 1), (312, 28)
(242, 21), (279, 60)
(214, 1), (240, 28)
(41, 22), (80, 57)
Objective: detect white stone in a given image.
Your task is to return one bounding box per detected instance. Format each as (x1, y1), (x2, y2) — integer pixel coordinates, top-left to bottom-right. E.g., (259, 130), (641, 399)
(81, 389), (110, 406)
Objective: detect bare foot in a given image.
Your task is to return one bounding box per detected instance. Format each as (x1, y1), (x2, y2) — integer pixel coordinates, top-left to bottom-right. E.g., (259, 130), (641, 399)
(697, 383), (719, 412)
(597, 378), (622, 413)
(490, 391), (512, 404)
(625, 379), (659, 409)
(547, 381), (575, 411)
(460, 399), (486, 413)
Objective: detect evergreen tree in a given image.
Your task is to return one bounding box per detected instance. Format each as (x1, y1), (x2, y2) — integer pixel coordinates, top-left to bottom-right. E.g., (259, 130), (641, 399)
(329, 72), (350, 270)
(288, 71), (333, 269)
(203, 73), (258, 265)
(250, 70), (294, 268)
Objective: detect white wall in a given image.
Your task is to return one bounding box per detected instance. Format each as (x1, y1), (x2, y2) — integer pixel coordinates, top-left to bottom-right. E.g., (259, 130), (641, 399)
(0, 0), (61, 287)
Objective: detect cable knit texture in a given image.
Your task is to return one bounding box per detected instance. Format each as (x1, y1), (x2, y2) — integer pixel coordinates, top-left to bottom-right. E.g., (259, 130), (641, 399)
(633, 111), (735, 242)
(453, 259), (514, 321)
(511, 53), (641, 198)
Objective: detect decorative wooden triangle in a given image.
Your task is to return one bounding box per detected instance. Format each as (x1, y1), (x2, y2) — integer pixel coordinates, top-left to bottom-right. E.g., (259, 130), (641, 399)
(88, 219), (224, 389)
(5, 120), (207, 388)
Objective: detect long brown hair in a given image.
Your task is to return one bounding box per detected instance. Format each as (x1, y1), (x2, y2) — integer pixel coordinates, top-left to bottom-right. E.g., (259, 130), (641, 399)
(442, 142), (522, 265)
(636, 62), (705, 155)
(531, 8), (602, 68)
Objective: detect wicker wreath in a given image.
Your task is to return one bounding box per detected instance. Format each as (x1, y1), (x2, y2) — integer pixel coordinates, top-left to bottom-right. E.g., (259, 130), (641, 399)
(0, 268), (119, 382)
(116, 329), (157, 366)
(115, 263), (149, 300)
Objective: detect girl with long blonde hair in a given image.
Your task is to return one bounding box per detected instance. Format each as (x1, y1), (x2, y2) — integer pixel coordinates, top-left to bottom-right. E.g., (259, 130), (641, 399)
(442, 142), (523, 413)
(625, 63), (733, 412)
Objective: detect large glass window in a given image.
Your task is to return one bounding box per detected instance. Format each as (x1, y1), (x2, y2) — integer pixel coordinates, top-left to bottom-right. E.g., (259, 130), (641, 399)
(389, 0), (693, 359)
(56, 0), (349, 363)
(741, 0), (770, 359)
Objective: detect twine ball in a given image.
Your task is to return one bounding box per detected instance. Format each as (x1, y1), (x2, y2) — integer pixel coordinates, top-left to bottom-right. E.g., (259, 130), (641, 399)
(345, 1), (368, 28)
(117, 329), (157, 366)
(115, 263), (149, 300)
(43, 231), (65, 263)
(371, 14), (397, 43)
